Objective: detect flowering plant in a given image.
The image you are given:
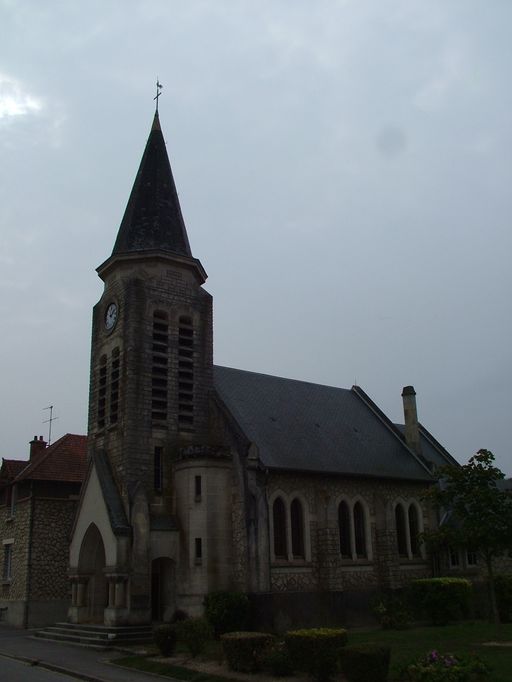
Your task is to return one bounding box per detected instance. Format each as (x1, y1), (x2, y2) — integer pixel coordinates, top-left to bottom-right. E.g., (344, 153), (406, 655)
(401, 649), (490, 682)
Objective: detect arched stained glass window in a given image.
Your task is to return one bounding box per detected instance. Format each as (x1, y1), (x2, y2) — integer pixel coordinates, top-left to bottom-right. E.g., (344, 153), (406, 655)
(290, 498), (305, 559)
(273, 497), (287, 559)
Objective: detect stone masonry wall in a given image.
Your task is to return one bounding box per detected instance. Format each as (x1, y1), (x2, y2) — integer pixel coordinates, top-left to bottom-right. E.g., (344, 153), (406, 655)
(267, 472), (434, 594)
(0, 497), (31, 625)
(30, 498), (77, 601)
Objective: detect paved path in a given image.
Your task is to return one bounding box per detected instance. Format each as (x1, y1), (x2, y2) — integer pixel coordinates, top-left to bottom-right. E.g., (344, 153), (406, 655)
(0, 626), (172, 682)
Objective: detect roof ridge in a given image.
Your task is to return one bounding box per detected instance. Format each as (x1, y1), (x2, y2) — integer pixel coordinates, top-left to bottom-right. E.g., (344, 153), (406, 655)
(214, 364), (352, 393)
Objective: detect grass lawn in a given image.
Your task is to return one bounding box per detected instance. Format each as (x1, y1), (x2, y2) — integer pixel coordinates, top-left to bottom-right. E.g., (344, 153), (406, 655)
(114, 621), (512, 682)
(349, 621), (512, 682)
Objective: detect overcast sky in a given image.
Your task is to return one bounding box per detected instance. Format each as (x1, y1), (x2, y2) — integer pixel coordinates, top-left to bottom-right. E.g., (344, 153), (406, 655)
(1, 1), (511, 475)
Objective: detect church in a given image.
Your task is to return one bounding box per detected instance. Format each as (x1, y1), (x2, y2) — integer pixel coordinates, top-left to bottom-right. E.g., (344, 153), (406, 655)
(67, 110), (459, 630)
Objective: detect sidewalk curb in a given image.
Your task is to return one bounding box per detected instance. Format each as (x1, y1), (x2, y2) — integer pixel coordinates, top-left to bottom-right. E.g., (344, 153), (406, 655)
(0, 650), (109, 682)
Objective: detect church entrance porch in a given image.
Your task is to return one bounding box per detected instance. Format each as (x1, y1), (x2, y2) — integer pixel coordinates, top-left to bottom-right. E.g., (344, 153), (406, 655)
(69, 523), (109, 623)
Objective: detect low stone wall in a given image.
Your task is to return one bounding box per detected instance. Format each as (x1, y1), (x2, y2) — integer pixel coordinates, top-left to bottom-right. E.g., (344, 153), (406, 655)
(249, 589), (380, 633)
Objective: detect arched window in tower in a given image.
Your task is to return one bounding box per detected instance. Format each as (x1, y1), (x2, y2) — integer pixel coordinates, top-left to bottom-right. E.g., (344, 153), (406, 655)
(353, 501), (367, 558)
(152, 311), (168, 422)
(178, 315), (194, 431)
(290, 498), (305, 559)
(408, 504), (420, 557)
(272, 497), (287, 560)
(109, 347), (120, 424)
(395, 503), (408, 557)
(97, 354), (107, 429)
(338, 500), (351, 558)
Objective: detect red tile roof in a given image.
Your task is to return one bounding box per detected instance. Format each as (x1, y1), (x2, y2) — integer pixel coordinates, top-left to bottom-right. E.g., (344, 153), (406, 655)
(0, 459), (28, 485)
(13, 433), (87, 483)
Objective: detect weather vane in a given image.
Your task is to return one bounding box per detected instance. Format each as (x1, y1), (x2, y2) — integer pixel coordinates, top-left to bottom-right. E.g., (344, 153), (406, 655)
(154, 80), (163, 112)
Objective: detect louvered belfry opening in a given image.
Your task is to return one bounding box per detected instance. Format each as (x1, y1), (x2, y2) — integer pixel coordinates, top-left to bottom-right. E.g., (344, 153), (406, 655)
(178, 315), (194, 431)
(152, 311), (169, 422)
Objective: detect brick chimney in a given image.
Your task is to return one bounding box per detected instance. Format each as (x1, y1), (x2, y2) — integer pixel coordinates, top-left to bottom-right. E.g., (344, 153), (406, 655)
(401, 386), (422, 456)
(29, 435), (47, 460)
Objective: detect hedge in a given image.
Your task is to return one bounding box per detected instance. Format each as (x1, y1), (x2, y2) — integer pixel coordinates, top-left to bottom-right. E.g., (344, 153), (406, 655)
(285, 628), (348, 681)
(221, 631), (275, 672)
(409, 578), (471, 625)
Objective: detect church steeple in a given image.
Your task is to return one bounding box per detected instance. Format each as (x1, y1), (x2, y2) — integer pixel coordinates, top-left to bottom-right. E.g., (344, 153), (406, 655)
(112, 111), (193, 259)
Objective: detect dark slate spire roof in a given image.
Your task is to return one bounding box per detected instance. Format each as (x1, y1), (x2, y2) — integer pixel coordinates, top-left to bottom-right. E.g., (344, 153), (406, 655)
(112, 112), (192, 257)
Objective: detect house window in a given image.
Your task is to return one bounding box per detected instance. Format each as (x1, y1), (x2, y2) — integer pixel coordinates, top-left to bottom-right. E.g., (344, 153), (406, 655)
(152, 311), (168, 422)
(154, 447), (163, 492)
(290, 498), (305, 559)
(338, 501), (351, 558)
(395, 504), (408, 557)
(449, 547), (461, 568)
(9, 485), (17, 518)
(194, 538), (202, 562)
(272, 497), (287, 560)
(466, 549), (478, 567)
(2, 543), (12, 582)
(353, 501), (367, 558)
(195, 475), (202, 501)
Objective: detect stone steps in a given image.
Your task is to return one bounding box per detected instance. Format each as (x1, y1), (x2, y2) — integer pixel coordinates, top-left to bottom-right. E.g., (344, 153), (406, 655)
(33, 622), (153, 649)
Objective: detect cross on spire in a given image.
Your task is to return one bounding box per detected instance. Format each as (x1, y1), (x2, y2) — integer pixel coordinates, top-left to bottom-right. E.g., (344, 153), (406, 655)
(154, 80), (163, 112)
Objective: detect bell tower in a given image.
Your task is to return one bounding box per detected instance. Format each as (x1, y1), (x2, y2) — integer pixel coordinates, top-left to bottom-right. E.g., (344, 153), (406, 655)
(88, 111), (213, 501)
(69, 108), (233, 627)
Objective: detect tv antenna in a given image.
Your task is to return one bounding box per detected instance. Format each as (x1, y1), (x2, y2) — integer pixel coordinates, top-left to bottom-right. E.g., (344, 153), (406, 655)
(43, 405), (58, 445)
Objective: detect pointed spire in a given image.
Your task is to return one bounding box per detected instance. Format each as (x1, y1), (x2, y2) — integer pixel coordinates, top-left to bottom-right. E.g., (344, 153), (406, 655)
(112, 112), (193, 258)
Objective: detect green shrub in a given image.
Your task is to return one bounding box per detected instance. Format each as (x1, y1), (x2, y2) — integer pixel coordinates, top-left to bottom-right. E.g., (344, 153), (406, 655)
(203, 591), (250, 636)
(285, 627), (348, 682)
(340, 644), (391, 682)
(410, 578), (471, 625)
(495, 574), (512, 622)
(221, 631), (275, 673)
(175, 617), (212, 657)
(153, 623), (177, 657)
(401, 650), (491, 682)
(372, 593), (411, 629)
(262, 641), (295, 677)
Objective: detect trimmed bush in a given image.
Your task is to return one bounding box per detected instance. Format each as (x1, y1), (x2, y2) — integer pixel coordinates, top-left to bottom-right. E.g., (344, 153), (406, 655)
(203, 590), (250, 636)
(495, 574), (512, 622)
(340, 644), (391, 682)
(285, 627), (348, 682)
(262, 643), (295, 677)
(221, 631), (275, 673)
(410, 578), (471, 625)
(175, 617), (212, 657)
(153, 623), (177, 657)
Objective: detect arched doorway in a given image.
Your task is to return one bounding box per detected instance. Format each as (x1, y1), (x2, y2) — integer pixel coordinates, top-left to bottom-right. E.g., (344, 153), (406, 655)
(151, 557), (176, 622)
(78, 523), (107, 623)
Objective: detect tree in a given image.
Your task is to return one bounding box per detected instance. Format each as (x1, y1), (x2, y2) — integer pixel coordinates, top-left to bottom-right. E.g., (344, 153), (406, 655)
(423, 449), (512, 623)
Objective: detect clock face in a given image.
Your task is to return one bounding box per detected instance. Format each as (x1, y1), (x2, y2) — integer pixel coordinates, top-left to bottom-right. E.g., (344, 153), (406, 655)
(105, 302), (118, 331)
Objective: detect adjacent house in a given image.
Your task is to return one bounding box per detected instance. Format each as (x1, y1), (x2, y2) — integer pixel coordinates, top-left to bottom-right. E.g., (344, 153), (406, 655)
(0, 434), (87, 627)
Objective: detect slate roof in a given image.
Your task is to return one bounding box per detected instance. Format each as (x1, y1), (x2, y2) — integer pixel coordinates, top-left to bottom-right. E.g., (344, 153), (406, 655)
(13, 433), (87, 483)
(92, 450), (131, 536)
(394, 424), (459, 470)
(112, 112), (193, 258)
(213, 366), (434, 481)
